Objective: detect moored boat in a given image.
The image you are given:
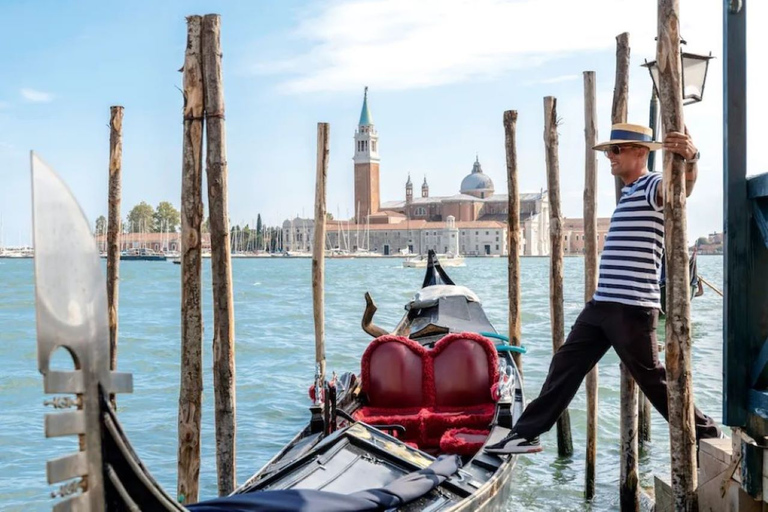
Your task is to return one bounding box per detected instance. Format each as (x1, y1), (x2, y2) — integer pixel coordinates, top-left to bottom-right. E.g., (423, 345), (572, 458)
(403, 252), (465, 268)
(32, 155), (525, 511)
(120, 247), (168, 261)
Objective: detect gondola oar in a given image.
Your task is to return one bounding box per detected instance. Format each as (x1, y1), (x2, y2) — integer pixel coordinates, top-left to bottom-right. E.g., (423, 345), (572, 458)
(698, 275), (724, 297)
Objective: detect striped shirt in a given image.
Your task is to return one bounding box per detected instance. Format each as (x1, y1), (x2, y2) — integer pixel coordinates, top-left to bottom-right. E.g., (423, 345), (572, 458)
(593, 172), (664, 309)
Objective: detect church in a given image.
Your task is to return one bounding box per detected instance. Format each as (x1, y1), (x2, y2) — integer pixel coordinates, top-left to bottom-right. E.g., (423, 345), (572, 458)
(283, 89), (551, 256)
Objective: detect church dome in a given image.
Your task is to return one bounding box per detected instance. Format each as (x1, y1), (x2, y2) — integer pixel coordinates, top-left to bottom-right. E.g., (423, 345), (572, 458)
(460, 156), (494, 198)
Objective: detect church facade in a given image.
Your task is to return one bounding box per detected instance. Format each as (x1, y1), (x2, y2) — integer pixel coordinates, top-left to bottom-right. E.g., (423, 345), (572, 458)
(282, 89), (551, 256)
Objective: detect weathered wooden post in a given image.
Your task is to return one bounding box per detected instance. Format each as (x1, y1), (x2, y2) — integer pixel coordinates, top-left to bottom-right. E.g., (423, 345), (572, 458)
(202, 13), (237, 496)
(178, 14), (204, 505)
(503, 110), (522, 375)
(314, 123), (330, 386)
(582, 71), (599, 499)
(107, 105), (123, 378)
(639, 90), (661, 445)
(657, 1), (697, 508)
(612, 32), (640, 511)
(544, 96), (573, 457)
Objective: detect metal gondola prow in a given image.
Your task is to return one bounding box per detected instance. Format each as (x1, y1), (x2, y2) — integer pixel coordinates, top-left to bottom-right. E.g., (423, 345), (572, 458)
(421, 250), (456, 289)
(31, 152), (132, 511)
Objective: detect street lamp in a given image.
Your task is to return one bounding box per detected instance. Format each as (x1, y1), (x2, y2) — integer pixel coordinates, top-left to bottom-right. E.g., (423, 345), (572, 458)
(642, 41), (715, 106)
(641, 41), (714, 172)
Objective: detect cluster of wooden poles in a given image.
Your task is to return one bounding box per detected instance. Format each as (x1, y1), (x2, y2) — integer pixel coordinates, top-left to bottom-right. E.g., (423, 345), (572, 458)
(504, 2), (699, 509)
(101, 1), (699, 510)
(104, 14), (238, 505)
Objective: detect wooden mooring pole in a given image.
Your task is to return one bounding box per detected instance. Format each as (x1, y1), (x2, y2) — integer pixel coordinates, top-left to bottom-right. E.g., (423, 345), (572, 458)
(544, 96), (573, 457)
(503, 110), (522, 375)
(178, 14), (204, 505)
(107, 105), (123, 379)
(657, 1), (697, 508)
(612, 31), (640, 511)
(202, 13), (237, 496)
(582, 72), (599, 499)
(639, 90), (660, 446)
(314, 123), (330, 386)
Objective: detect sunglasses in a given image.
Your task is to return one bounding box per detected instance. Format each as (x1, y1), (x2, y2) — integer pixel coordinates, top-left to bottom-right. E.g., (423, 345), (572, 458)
(603, 144), (643, 157)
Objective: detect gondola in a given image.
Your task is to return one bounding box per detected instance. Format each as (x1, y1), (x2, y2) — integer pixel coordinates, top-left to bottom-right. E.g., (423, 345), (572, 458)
(32, 154), (525, 512)
(658, 248), (704, 315)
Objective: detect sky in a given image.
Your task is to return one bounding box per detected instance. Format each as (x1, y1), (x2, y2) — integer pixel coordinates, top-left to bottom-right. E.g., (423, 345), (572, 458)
(0, 0), (765, 246)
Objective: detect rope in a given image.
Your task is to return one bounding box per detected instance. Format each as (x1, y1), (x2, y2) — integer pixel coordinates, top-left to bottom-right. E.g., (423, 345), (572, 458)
(699, 275), (724, 297)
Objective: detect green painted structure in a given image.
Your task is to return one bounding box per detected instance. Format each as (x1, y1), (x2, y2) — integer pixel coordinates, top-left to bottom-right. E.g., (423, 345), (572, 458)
(723, 0), (768, 499)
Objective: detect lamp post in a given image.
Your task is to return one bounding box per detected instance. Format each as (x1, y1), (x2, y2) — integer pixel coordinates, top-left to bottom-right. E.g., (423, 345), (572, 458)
(639, 41), (713, 444)
(642, 42), (715, 106)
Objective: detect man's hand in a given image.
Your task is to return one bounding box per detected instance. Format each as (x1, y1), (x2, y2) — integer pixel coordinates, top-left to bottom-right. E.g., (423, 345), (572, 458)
(663, 128), (698, 161)
(659, 127), (699, 199)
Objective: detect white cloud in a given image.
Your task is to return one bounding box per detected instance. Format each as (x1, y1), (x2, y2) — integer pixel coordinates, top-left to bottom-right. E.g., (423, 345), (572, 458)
(528, 74), (580, 86)
(257, 0), (721, 93)
(21, 88), (54, 103)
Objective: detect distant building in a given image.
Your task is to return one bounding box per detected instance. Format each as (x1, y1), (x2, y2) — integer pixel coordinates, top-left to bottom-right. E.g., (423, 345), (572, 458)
(283, 88), (551, 256)
(92, 232), (211, 253)
(695, 231), (724, 254)
(562, 217), (612, 254)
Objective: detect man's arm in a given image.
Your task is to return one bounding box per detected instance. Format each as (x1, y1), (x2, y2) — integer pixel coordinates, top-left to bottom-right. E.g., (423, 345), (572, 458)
(658, 128), (699, 204)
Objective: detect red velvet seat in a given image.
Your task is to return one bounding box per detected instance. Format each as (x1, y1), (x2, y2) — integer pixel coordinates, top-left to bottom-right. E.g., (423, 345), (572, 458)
(423, 333), (498, 448)
(353, 335), (428, 442)
(354, 332), (499, 451)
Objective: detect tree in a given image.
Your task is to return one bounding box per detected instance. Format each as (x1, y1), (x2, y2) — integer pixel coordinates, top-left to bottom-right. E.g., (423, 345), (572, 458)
(95, 215), (107, 235)
(127, 202), (155, 233)
(696, 236), (708, 247)
(256, 214), (263, 250)
(154, 201), (180, 233)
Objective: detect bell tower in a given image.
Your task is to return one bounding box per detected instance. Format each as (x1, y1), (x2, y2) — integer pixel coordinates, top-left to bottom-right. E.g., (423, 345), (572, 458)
(354, 87), (380, 221)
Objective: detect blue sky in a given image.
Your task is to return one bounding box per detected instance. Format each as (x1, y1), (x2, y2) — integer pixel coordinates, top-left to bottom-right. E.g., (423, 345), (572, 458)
(0, 0), (765, 246)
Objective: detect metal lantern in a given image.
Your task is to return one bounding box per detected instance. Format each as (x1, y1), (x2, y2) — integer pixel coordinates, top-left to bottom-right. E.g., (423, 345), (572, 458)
(643, 50), (714, 105)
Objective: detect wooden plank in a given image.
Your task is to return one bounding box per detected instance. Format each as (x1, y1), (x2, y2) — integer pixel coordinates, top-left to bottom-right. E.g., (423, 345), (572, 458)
(314, 123), (330, 385)
(177, 14), (204, 505)
(107, 105), (123, 381)
(544, 96), (573, 457)
(202, 13), (237, 496)
(503, 110), (522, 375)
(657, 1), (697, 508)
(582, 71), (599, 499)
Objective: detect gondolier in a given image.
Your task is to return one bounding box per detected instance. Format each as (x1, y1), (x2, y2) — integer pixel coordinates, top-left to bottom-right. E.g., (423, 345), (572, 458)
(486, 123), (722, 455)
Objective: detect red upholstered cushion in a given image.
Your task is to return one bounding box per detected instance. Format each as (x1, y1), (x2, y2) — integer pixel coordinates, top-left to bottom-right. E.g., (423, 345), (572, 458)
(421, 404), (495, 448)
(439, 428), (490, 456)
(352, 407), (423, 442)
(360, 335), (428, 408)
(431, 333), (499, 407)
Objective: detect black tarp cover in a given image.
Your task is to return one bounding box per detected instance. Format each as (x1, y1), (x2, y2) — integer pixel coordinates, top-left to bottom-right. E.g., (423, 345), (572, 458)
(187, 455), (460, 512)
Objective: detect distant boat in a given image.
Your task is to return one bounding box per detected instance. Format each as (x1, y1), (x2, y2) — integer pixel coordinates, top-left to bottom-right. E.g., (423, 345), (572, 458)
(404, 252), (465, 268)
(120, 248), (167, 261)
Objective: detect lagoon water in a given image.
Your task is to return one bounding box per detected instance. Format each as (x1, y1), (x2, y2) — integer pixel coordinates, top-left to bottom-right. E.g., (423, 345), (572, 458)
(0, 256), (725, 511)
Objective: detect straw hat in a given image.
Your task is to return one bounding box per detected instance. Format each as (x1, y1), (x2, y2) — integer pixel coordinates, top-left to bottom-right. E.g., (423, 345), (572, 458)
(593, 123), (662, 151)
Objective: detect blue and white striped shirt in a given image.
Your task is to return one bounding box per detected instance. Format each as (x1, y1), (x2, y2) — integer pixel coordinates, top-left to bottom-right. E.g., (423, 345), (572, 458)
(593, 173), (664, 309)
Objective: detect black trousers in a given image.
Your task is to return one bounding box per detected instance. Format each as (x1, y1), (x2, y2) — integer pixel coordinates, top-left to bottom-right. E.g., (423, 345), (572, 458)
(513, 299), (722, 441)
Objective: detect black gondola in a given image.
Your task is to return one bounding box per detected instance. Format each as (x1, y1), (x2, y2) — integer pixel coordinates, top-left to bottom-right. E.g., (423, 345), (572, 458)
(33, 156), (525, 511)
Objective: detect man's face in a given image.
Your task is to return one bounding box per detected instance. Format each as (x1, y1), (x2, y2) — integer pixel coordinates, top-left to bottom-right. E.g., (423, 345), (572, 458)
(604, 144), (648, 177)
